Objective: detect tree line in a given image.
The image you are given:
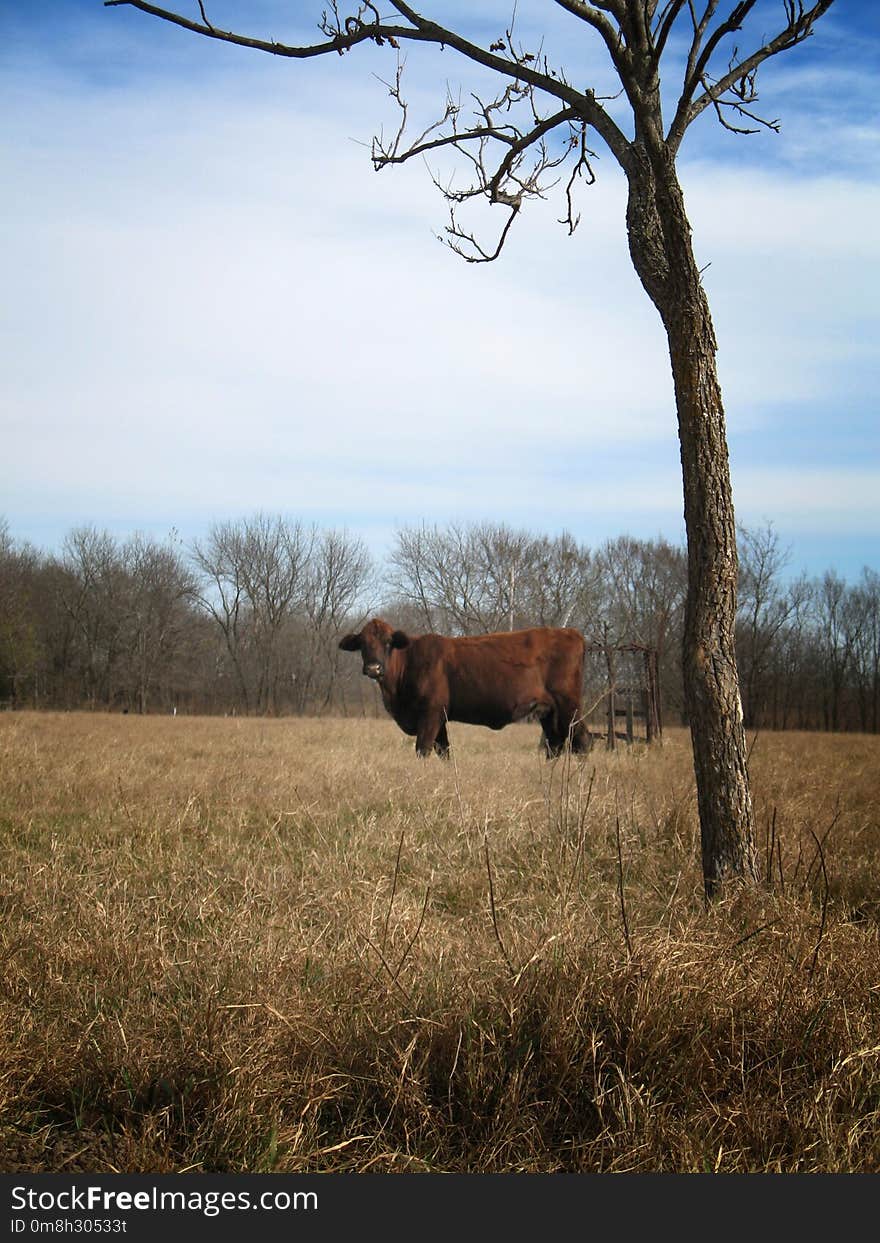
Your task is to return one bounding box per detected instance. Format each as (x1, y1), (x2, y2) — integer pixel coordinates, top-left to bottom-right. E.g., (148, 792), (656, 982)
(0, 515), (876, 733)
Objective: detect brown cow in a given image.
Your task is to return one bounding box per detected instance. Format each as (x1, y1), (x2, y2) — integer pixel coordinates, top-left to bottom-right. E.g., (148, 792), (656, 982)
(339, 617), (590, 758)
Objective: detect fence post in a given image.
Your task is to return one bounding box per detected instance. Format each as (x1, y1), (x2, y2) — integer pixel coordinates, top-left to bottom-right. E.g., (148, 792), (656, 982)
(605, 643), (616, 751)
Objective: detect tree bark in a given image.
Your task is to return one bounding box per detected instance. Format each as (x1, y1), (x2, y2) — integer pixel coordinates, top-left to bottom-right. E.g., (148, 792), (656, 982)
(625, 144), (758, 898)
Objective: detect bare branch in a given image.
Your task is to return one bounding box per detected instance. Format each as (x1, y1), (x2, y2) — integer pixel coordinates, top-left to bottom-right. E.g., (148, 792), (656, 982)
(712, 95), (779, 136)
(652, 0), (689, 61)
(560, 122), (598, 234)
(686, 0), (758, 101)
(552, 1), (627, 72)
(372, 69), (465, 169)
(373, 66), (529, 170)
(104, 0), (411, 59)
(679, 0), (720, 87)
(371, 56), (593, 263)
(106, 0), (632, 168)
(106, 1), (835, 256)
(668, 0), (836, 150)
(443, 203), (521, 264)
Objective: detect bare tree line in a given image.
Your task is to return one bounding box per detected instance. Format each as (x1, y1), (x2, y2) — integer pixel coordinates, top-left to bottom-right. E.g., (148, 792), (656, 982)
(736, 523), (880, 733)
(0, 514), (876, 732)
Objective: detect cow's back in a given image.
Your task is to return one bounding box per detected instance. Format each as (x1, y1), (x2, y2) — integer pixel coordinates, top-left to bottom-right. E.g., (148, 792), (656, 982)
(406, 627), (583, 727)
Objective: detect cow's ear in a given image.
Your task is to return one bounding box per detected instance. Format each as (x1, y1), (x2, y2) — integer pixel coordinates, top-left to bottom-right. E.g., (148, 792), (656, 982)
(390, 630), (410, 649)
(339, 633), (362, 652)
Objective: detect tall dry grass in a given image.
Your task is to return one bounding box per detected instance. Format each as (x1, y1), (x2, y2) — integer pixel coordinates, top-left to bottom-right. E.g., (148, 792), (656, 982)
(0, 710), (878, 1172)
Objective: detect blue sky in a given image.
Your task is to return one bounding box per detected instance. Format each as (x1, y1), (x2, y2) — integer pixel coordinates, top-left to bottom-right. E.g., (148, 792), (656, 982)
(2, 1), (878, 581)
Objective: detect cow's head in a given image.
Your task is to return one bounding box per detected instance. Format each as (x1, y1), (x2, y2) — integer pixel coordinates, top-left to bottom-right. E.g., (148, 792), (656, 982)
(338, 617), (410, 682)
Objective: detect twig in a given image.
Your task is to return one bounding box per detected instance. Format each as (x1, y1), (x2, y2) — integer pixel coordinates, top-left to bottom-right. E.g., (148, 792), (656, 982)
(615, 812), (633, 959)
(803, 796), (841, 893)
(292, 784), (329, 847)
(729, 919), (781, 950)
(562, 766), (596, 905)
(806, 828), (830, 981)
(484, 833), (515, 977)
(382, 826), (405, 952)
(446, 708), (467, 829)
(765, 804), (777, 887)
(391, 883), (431, 984)
(359, 934), (416, 1010)
(776, 833), (785, 896)
(746, 728), (760, 766)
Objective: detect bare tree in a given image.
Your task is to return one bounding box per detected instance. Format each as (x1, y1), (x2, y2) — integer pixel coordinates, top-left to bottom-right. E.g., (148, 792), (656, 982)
(850, 568), (880, 734)
(190, 521), (253, 711)
(389, 522), (506, 633)
(390, 521), (547, 634)
(387, 524), (442, 633)
(736, 521), (796, 728)
(296, 528), (375, 711)
(391, 522), (607, 639)
(0, 521), (41, 707)
(122, 533), (196, 714)
(601, 534), (687, 717)
(766, 571), (815, 730)
(239, 515), (314, 713)
(813, 570), (859, 733)
(191, 515), (313, 714)
(58, 527), (131, 708)
(601, 535), (686, 649)
(520, 531), (605, 633)
(105, 0), (836, 895)
(473, 523), (540, 631)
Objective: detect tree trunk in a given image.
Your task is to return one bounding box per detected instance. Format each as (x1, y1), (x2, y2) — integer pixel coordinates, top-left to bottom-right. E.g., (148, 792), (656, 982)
(626, 144), (757, 898)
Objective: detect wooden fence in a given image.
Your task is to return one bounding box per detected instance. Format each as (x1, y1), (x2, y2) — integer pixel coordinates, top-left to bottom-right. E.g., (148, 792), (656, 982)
(582, 642), (662, 748)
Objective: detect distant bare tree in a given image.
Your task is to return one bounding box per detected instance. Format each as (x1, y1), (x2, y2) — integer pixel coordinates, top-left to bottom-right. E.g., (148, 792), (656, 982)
(386, 524), (440, 633)
(58, 527), (130, 708)
(191, 515), (313, 714)
(389, 522), (512, 634)
(814, 570), (859, 732)
(761, 572), (813, 729)
(595, 535), (685, 722)
(602, 533), (686, 642)
(736, 522), (795, 728)
(520, 532), (605, 634)
(190, 522), (252, 711)
(297, 528), (375, 711)
(122, 533), (196, 714)
(390, 521), (557, 635)
(850, 568), (880, 734)
(474, 524), (540, 631)
(0, 521), (41, 706)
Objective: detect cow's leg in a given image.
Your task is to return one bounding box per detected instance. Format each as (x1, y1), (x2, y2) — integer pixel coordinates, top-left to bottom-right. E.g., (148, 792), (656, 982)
(415, 709), (444, 758)
(557, 695), (590, 753)
(434, 720), (451, 759)
(570, 717), (592, 753)
(540, 711), (564, 759)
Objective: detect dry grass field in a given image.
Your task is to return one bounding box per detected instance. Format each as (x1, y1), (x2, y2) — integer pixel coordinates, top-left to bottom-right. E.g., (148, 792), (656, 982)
(1, 710), (878, 1173)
